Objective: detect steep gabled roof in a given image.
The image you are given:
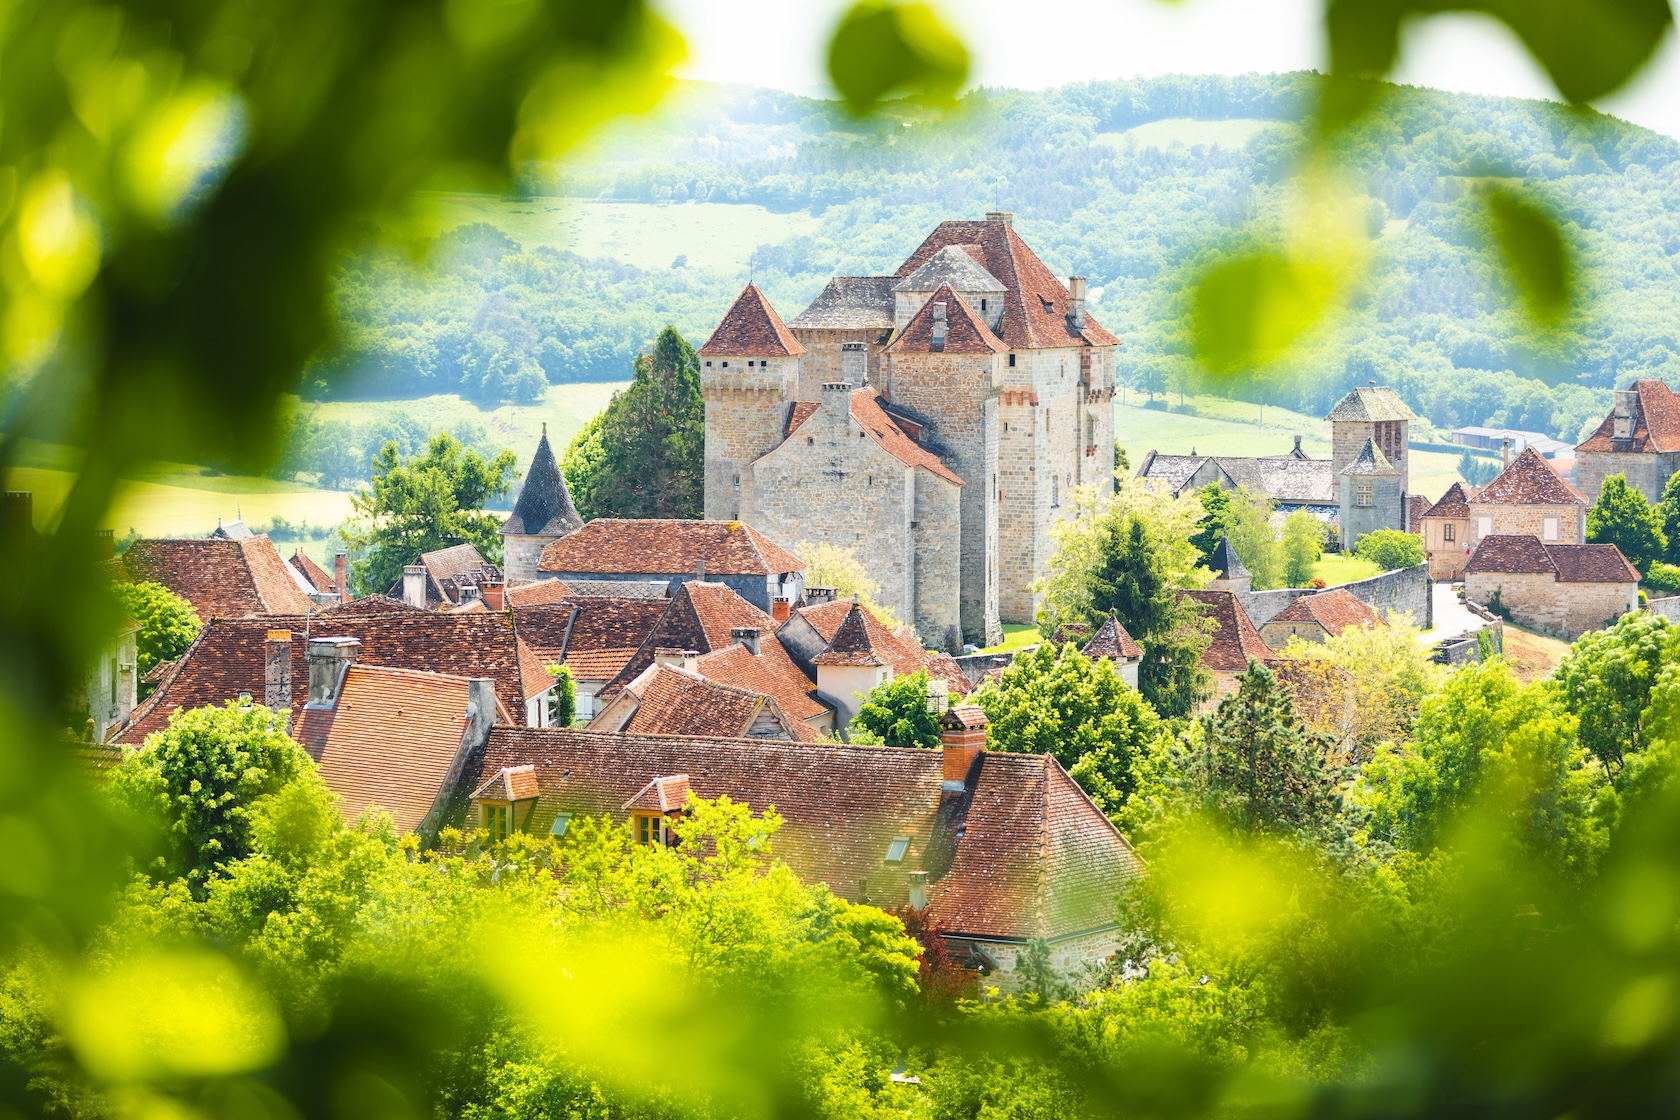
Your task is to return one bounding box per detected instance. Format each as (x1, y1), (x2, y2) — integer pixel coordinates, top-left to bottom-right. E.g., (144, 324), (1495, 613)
(1465, 534), (1556, 576)
(884, 283), (1008, 355)
(473, 765), (539, 802)
(1466, 536), (1639, 584)
(694, 642), (832, 736)
(1180, 589), (1270, 673)
(1339, 437), (1397, 476)
(1422, 482), (1472, 520)
(1264, 589), (1385, 637)
(1135, 452), (1210, 495)
(510, 596), (669, 667)
(813, 603), (888, 667)
(452, 728), (1145, 942)
(501, 426), (584, 538)
(787, 276), (897, 331)
(1083, 612), (1143, 661)
(1472, 446), (1587, 506)
(781, 388), (965, 486)
(602, 664), (791, 739)
(289, 550), (334, 592)
(1208, 535), (1249, 580)
(892, 245), (1007, 293)
(894, 219), (1120, 349)
(122, 536), (314, 619)
(1325, 385), (1417, 423)
(538, 519), (804, 577)
(699, 284), (807, 357)
(1578, 379), (1680, 454)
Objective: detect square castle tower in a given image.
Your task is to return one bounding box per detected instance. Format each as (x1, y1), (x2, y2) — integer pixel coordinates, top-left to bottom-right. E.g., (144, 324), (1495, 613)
(698, 213), (1120, 651)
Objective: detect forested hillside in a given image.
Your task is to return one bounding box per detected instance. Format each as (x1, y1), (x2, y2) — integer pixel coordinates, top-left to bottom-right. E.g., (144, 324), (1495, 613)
(318, 72), (1680, 443)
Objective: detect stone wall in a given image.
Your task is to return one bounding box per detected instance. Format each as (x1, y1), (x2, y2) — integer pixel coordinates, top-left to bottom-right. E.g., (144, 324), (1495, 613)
(1467, 500), (1587, 545)
(701, 356), (796, 521)
(913, 469), (965, 653)
(1577, 450), (1680, 506)
(1464, 571), (1638, 640)
(1337, 472), (1404, 548)
(1432, 622), (1501, 665)
(791, 327), (886, 401)
(952, 926), (1122, 995)
(1649, 596), (1680, 622)
(1238, 563), (1432, 630)
(501, 534), (549, 585)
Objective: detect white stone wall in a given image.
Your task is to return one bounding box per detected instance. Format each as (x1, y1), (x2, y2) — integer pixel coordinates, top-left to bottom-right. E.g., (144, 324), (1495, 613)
(503, 534), (549, 584)
(1465, 571), (1639, 640)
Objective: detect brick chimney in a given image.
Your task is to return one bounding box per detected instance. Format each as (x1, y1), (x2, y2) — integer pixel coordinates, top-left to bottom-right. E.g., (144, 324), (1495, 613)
(305, 637), (360, 708)
(730, 626), (761, 656)
(1067, 276), (1087, 330)
(333, 552), (348, 596)
(939, 704), (988, 790)
(264, 630), (293, 712)
(402, 564), (427, 609)
(772, 595), (792, 622)
(481, 580), (505, 611)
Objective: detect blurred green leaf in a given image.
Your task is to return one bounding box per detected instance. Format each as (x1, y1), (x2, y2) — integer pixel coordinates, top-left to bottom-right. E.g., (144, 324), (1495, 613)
(1482, 185), (1573, 324)
(1191, 252), (1334, 374)
(827, 0), (968, 114)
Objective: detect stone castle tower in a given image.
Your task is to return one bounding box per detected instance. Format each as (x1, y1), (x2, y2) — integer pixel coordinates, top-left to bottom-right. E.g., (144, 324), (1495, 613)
(499, 424), (583, 583)
(1325, 384), (1416, 548)
(699, 213), (1119, 649)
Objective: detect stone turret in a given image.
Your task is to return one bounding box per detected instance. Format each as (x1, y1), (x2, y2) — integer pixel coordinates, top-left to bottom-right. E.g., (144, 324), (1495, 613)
(500, 424), (583, 583)
(699, 284), (805, 520)
(1327, 384), (1416, 547)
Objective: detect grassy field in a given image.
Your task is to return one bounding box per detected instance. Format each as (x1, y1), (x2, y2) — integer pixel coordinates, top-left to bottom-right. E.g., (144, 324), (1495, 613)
(979, 624), (1040, 656)
(1095, 118), (1283, 151)
(1116, 394), (1466, 501)
(303, 381), (628, 460)
(1501, 623), (1571, 684)
(410, 194), (821, 273)
(7, 465), (354, 539)
(1312, 554), (1383, 585)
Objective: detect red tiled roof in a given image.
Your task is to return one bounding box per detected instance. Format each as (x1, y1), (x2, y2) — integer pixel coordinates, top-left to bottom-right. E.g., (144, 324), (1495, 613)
(562, 648), (641, 681)
(624, 774), (693, 813)
(1472, 446), (1587, 506)
(292, 665), (477, 833)
(1406, 493), (1429, 535)
(813, 603), (887, 666)
(1578, 379), (1680, 454)
(289, 549), (334, 592)
(687, 581), (778, 650)
(1263, 589), (1385, 636)
(113, 612), (536, 745)
(1422, 481), (1472, 520)
(1083, 612), (1143, 660)
(323, 594), (425, 616)
(783, 402), (820, 440)
(695, 641), (831, 736)
(505, 579), (574, 607)
(793, 599), (855, 643)
(124, 536), (313, 619)
(472, 764), (540, 802)
(1468, 536), (1639, 584)
(1180, 589), (1270, 673)
(782, 388), (964, 486)
(454, 728), (1145, 941)
(884, 283), (1007, 355)
(511, 596), (670, 668)
(698, 284), (807, 357)
(922, 652), (974, 697)
(517, 637), (553, 702)
(894, 219), (1120, 350)
(605, 665), (786, 739)
(538, 519), (804, 577)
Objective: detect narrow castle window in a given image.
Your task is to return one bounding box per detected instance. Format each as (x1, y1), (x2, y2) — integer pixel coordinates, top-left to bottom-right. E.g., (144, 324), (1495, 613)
(1052, 476), (1059, 508)
(981, 299), (988, 311)
(1008, 354), (1016, 367)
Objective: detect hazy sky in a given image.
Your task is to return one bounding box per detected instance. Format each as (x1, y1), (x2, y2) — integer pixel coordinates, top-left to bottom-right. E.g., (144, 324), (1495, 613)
(655, 0), (1680, 139)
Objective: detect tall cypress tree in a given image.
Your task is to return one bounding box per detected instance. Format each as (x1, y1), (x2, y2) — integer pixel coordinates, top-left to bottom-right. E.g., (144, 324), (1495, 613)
(590, 326), (706, 518)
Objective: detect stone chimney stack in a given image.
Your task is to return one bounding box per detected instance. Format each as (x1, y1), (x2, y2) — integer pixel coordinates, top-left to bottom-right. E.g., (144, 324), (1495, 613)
(265, 630), (293, 712)
(805, 586), (837, 604)
(841, 342), (867, 385)
(654, 648), (701, 673)
(333, 552), (348, 595)
(1067, 276), (1087, 330)
(1613, 390), (1637, 442)
(931, 301), (948, 351)
(985, 211), (1014, 228)
(305, 637), (360, 708)
(939, 704), (989, 790)
(730, 626), (762, 656)
(907, 869), (929, 911)
(402, 565), (427, 609)
(464, 678), (497, 749)
(1501, 436), (1511, 469)
(696, 559), (706, 582)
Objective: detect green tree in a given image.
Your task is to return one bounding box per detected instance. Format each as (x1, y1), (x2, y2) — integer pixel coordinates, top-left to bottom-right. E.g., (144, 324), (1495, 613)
(559, 413), (606, 522)
(111, 581), (202, 686)
(590, 326), (706, 519)
(972, 641), (1161, 815)
(1088, 516), (1211, 720)
(1659, 472), (1680, 565)
(851, 671), (941, 748)
(343, 433), (519, 595)
(1188, 484), (1235, 562)
(1353, 529), (1425, 571)
(1281, 509), (1324, 588)
(1553, 611), (1680, 778)
(1185, 662), (1342, 839)
(547, 664), (577, 727)
(107, 703), (320, 895)
(1225, 486), (1282, 590)
(1588, 473), (1668, 574)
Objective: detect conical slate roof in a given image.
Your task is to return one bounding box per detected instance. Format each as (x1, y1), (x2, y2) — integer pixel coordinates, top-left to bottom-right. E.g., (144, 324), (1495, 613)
(1208, 534), (1249, 580)
(1339, 437), (1397, 476)
(501, 426), (584, 538)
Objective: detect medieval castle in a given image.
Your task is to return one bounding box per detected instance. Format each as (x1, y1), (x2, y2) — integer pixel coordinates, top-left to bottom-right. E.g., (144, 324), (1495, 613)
(698, 213), (1119, 652)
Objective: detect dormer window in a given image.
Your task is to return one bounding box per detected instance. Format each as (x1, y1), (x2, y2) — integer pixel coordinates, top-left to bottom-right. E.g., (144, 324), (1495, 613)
(885, 835), (910, 864)
(470, 765), (539, 844)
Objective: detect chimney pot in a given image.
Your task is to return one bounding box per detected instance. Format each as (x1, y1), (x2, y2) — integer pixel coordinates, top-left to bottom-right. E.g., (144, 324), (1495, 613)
(729, 626), (762, 656)
(305, 637), (360, 708)
(938, 705), (989, 789)
(264, 630), (293, 713)
(772, 595), (792, 622)
(402, 564), (427, 609)
(907, 869), (929, 911)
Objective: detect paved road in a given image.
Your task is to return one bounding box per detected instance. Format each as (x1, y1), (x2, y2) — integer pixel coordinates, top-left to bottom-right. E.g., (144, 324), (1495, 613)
(1420, 580), (1489, 644)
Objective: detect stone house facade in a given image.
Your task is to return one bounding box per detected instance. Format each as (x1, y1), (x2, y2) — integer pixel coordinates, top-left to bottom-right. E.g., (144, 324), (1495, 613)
(702, 213), (1120, 647)
(1464, 536), (1639, 640)
(1466, 446), (1587, 548)
(1420, 482), (1473, 580)
(1576, 379), (1680, 504)
(1336, 437), (1404, 549)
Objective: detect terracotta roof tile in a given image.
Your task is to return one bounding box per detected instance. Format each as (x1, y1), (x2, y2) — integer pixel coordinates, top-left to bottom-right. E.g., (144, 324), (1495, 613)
(561, 648), (640, 681)
(602, 664), (787, 739)
(1083, 612), (1143, 660)
(517, 637), (553, 702)
(922, 652), (974, 697)
(124, 536), (313, 619)
(1407, 493), (1429, 534)
(812, 603), (887, 666)
(1422, 481), (1472, 520)
(113, 612), (536, 745)
(894, 219), (1120, 349)
(292, 665), (478, 833)
(793, 599), (856, 643)
(538, 519), (804, 578)
(883, 283), (1007, 355)
(1465, 534), (1557, 576)
(1578, 379), (1680, 454)
(699, 284), (806, 357)
(472, 764), (539, 802)
(1180, 589), (1270, 673)
(289, 550), (334, 592)
(686, 581), (778, 650)
(511, 597), (669, 669)
(782, 388), (964, 486)
(1264, 589), (1385, 636)
(783, 402), (820, 440)
(1472, 446), (1587, 506)
(453, 728), (1143, 941)
(695, 641), (832, 735)
(623, 773), (693, 812)
(505, 578), (574, 607)
(1545, 543), (1641, 584)
(324, 594), (425, 616)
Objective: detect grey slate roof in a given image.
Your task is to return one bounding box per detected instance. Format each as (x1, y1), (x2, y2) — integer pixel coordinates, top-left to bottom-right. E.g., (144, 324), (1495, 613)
(1209, 535), (1250, 580)
(1218, 456), (1335, 503)
(787, 276), (896, 330)
(1326, 386), (1417, 423)
(562, 578), (672, 599)
(1339, 437), (1398, 476)
(1136, 452), (1209, 494)
(891, 245), (1006, 294)
(501, 426), (584, 538)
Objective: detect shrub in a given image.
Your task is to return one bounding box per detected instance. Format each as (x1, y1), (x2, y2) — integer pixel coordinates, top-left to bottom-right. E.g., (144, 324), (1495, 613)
(1354, 529), (1425, 571)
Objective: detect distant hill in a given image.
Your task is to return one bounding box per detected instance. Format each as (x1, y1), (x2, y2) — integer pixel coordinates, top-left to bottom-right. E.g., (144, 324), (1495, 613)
(318, 73), (1680, 445)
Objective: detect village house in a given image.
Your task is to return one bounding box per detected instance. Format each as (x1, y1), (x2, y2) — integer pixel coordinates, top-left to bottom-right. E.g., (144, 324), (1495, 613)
(500, 424), (584, 584)
(537, 518), (804, 613)
(448, 706), (1144, 992)
(1135, 438), (1336, 520)
(1419, 482), (1473, 580)
(1576, 379), (1680, 504)
(587, 660), (804, 740)
(1179, 588), (1273, 703)
(108, 608), (557, 745)
(1258, 588), (1386, 649)
(1466, 446), (1588, 547)
(702, 212), (1120, 649)
(1463, 536), (1640, 640)
(82, 617), (140, 743)
(510, 595), (671, 722)
(122, 534), (315, 619)
(390, 542), (505, 610)
(288, 549), (348, 605)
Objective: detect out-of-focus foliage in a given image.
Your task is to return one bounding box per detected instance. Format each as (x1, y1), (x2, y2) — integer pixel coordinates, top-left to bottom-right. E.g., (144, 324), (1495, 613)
(111, 579), (201, 683)
(1588, 473), (1669, 574)
(343, 433), (519, 594)
(1352, 528), (1425, 571)
(851, 670), (941, 748)
(826, 1), (968, 114)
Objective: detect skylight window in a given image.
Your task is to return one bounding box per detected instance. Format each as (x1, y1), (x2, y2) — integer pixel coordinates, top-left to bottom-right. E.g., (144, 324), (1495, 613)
(549, 812), (574, 838)
(885, 835), (910, 864)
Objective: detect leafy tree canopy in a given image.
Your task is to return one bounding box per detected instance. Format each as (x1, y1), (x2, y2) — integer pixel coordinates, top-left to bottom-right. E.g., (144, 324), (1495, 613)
(586, 325), (705, 519)
(1353, 529), (1425, 572)
(111, 581), (202, 685)
(1588, 474), (1667, 574)
(851, 671), (941, 748)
